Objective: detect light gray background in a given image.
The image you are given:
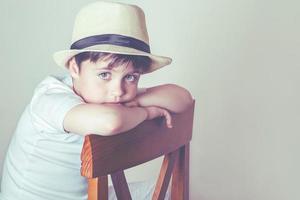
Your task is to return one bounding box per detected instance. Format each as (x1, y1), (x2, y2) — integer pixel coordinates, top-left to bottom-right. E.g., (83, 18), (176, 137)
(1, 0), (300, 199)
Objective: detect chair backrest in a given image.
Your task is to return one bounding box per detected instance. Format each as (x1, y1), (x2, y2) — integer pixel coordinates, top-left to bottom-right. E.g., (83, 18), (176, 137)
(81, 100), (195, 200)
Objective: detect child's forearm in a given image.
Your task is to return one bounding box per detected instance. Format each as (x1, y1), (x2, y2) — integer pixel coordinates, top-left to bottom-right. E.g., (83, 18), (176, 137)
(138, 84), (193, 113)
(64, 103), (147, 136)
(109, 104), (148, 135)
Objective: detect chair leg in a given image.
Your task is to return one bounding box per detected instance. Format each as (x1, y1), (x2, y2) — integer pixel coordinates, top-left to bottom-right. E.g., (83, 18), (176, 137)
(88, 175), (108, 200)
(152, 150), (178, 200)
(171, 144), (190, 200)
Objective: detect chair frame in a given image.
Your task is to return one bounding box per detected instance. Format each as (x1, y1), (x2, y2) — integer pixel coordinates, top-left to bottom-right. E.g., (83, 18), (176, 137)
(81, 101), (195, 200)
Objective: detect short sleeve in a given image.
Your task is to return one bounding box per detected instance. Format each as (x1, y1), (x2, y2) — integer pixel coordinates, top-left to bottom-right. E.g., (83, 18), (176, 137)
(29, 76), (85, 134)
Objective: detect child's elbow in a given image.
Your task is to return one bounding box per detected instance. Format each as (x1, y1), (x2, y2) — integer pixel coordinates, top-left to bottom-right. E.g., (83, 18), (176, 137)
(186, 89), (194, 106)
(167, 84), (194, 112)
(179, 90), (194, 112)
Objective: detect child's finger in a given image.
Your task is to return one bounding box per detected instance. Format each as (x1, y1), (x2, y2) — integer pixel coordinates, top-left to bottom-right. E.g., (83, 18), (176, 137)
(163, 110), (173, 128)
(123, 101), (138, 107)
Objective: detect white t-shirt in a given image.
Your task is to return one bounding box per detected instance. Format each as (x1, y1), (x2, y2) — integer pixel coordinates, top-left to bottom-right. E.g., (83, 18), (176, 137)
(0, 74), (87, 200)
(0, 73), (168, 200)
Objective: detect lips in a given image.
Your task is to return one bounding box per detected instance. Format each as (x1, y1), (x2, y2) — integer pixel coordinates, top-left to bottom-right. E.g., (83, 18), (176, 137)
(105, 102), (121, 104)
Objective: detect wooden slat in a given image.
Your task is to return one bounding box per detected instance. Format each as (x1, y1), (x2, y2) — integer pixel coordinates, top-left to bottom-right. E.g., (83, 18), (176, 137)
(152, 150), (178, 200)
(110, 170), (132, 200)
(88, 176), (108, 200)
(81, 101), (195, 178)
(171, 144), (190, 200)
(81, 136), (93, 177)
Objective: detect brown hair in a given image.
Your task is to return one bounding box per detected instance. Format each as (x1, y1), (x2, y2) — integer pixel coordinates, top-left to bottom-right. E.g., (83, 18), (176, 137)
(72, 52), (151, 73)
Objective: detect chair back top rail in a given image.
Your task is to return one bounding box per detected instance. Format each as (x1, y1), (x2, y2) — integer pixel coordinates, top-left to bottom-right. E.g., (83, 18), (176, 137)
(81, 101), (195, 178)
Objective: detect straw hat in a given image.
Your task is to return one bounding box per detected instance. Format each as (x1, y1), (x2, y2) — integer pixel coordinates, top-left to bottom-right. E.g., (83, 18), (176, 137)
(53, 1), (172, 74)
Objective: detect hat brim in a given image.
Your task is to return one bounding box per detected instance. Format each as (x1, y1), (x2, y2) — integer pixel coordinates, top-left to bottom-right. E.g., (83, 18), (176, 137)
(53, 44), (172, 74)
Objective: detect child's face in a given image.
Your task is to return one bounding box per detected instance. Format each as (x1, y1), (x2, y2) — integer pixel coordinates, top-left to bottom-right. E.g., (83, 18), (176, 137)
(70, 58), (141, 104)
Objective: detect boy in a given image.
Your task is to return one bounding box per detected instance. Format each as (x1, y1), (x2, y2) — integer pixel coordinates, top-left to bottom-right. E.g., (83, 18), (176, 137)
(0, 1), (193, 200)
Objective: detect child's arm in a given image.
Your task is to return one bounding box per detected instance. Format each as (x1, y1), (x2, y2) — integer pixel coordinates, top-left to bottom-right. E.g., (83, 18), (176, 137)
(63, 103), (172, 136)
(125, 84), (193, 113)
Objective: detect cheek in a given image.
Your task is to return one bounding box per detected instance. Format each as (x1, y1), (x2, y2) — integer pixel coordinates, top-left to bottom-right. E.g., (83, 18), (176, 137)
(81, 82), (106, 103)
(125, 85), (138, 98)
(83, 91), (105, 104)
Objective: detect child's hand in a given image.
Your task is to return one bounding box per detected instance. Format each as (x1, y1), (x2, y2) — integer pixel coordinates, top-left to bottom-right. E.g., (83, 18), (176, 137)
(122, 99), (173, 128)
(144, 106), (173, 128)
(122, 99), (139, 107)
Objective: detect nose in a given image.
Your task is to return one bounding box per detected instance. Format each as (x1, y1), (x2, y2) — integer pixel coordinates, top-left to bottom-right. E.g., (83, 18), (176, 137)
(110, 81), (125, 101)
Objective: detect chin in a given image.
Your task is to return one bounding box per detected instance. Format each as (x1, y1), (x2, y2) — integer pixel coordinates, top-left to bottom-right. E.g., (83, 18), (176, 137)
(82, 98), (104, 104)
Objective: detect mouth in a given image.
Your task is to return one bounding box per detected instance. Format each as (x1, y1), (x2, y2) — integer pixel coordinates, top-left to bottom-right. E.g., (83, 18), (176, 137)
(104, 102), (121, 104)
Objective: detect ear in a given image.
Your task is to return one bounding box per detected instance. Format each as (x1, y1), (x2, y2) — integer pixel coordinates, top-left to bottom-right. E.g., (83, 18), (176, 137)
(68, 57), (80, 79)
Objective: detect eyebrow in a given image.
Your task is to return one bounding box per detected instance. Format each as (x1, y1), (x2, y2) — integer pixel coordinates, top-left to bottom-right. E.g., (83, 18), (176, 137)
(96, 67), (141, 74)
(96, 67), (112, 70)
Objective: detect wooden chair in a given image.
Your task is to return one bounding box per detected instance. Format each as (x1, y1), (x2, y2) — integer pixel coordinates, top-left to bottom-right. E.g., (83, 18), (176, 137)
(81, 101), (195, 200)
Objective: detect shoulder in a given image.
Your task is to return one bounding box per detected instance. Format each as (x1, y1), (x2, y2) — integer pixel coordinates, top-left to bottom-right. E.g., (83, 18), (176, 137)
(35, 73), (71, 88)
(30, 73), (84, 115)
(29, 74), (84, 133)
(32, 74), (75, 96)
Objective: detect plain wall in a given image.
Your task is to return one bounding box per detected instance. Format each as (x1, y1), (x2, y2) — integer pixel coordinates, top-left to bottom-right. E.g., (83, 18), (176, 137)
(1, 0), (300, 199)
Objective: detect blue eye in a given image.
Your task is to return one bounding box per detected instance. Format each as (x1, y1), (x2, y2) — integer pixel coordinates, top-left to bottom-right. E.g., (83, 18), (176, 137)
(98, 72), (111, 80)
(125, 74), (137, 82)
